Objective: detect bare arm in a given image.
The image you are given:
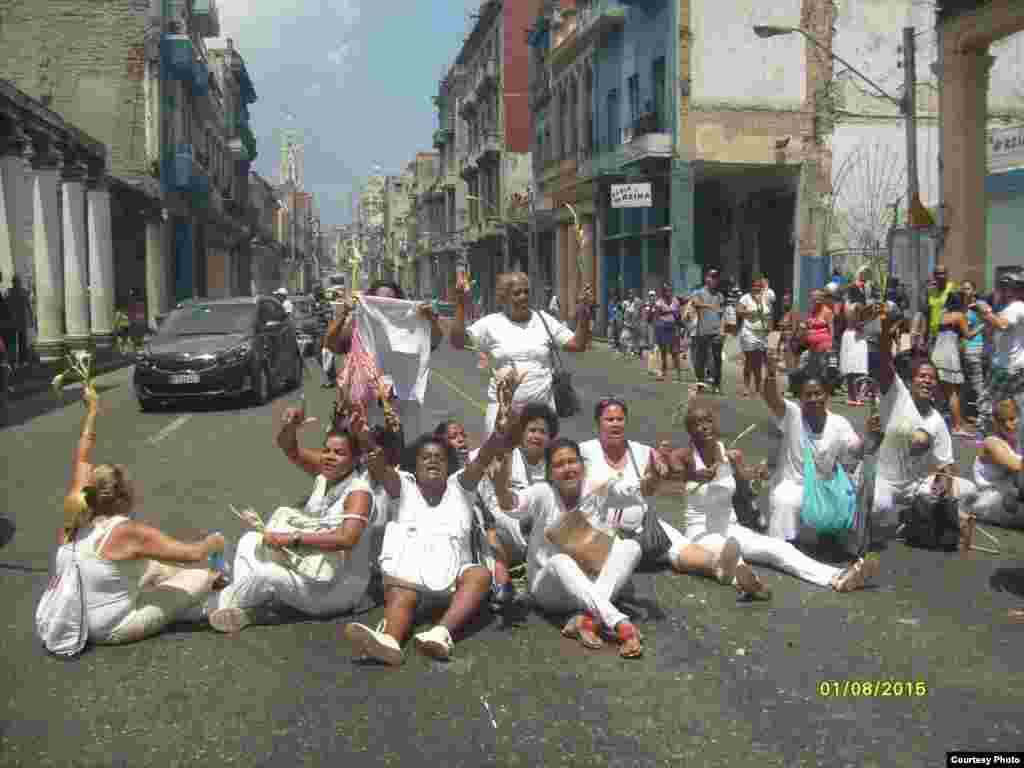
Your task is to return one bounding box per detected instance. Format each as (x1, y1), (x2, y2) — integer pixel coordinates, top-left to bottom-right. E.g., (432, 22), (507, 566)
(277, 406), (322, 477)
(350, 403), (402, 499)
(68, 386), (99, 496)
(104, 522), (223, 564)
(291, 490), (372, 552)
(449, 275), (471, 350)
(878, 308), (897, 395)
(981, 437), (1024, 473)
(979, 303), (1011, 331)
(562, 285), (595, 353)
(760, 357), (786, 421)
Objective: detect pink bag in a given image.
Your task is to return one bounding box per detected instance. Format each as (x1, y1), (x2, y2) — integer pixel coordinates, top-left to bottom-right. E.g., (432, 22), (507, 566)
(336, 326), (383, 406)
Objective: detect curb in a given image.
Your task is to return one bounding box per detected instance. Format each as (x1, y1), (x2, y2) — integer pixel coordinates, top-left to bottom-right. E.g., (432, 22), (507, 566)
(7, 355), (135, 402)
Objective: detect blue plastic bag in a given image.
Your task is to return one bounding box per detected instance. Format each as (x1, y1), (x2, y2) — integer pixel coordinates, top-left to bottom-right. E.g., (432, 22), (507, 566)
(800, 441), (855, 534)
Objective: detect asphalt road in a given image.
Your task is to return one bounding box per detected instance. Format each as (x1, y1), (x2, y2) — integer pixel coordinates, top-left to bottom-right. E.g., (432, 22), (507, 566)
(2, 340), (1023, 767)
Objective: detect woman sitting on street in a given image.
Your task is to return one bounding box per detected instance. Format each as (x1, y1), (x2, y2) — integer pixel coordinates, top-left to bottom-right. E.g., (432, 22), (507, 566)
(341, 380), (520, 665)
(671, 402), (878, 593)
(208, 399), (378, 633)
(58, 386), (226, 645)
(760, 356), (865, 548)
(495, 436), (654, 658)
(971, 398), (1024, 528)
(449, 271), (594, 434)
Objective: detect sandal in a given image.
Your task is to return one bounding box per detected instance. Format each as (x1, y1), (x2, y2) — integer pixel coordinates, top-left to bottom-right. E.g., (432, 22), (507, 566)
(561, 614), (603, 650)
(615, 621), (643, 659)
(832, 556), (880, 593)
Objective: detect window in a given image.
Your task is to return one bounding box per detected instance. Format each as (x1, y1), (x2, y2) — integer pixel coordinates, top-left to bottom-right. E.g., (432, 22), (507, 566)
(628, 74), (640, 125)
(607, 89), (619, 148)
(652, 57), (666, 131)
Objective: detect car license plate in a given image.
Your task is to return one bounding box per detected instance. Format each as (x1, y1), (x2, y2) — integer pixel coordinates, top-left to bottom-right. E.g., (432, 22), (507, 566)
(169, 373), (199, 385)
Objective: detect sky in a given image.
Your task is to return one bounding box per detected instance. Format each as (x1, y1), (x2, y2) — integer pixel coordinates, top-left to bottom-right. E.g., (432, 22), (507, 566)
(210, 0), (482, 228)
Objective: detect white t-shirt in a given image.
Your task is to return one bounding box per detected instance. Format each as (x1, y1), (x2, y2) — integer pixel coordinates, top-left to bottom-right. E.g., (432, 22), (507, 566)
(509, 476), (644, 590)
(773, 400), (861, 486)
(875, 374), (954, 500)
(579, 439), (652, 532)
(993, 301), (1024, 370)
(388, 470), (478, 565)
(738, 293), (770, 336)
(467, 310), (574, 406)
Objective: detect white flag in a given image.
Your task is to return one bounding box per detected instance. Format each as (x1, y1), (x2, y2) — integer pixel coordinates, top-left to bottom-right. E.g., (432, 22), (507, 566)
(354, 296), (432, 403)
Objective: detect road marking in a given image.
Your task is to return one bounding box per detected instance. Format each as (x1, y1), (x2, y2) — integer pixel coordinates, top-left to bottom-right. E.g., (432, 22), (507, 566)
(432, 370), (487, 414)
(146, 415), (192, 445)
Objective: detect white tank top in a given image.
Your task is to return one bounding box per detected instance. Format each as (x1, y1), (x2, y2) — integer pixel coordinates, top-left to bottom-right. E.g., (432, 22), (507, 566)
(683, 442), (738, 531)
(974, 437), (1020, 491)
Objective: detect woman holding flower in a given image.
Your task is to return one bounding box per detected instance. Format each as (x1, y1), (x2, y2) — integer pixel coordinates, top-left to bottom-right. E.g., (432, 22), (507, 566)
(55, 387), (226, 645)
(208, 398), (377, 633)
(449, 271), (593, 434)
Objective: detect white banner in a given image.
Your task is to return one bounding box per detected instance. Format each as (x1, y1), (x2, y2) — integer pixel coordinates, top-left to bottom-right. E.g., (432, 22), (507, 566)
(610, 183), (652, 208)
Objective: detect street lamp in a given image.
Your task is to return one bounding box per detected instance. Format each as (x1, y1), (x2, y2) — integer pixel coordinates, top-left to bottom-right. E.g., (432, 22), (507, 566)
(752, 23), (923, 312)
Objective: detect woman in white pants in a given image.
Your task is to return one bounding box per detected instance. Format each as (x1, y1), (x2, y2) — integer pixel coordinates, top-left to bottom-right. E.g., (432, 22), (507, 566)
(497, 436), (650, 658)
(209, 399), (376, 633)
(672, 403), (879, 593)
(971, 398), (1024, 528)
(578, 397), (762, 596)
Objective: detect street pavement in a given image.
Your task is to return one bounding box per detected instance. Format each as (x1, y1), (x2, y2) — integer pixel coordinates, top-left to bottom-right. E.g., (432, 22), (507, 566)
(2, 339), (1023, 767)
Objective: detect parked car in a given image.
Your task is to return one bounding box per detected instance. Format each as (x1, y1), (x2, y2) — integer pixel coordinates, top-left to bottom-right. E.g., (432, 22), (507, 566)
(289, 295), (322, 356)
(133, 296), (302, 411)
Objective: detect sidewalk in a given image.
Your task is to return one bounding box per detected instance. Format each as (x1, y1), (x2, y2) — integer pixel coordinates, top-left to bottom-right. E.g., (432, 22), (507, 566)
(5, 348), (135, 402)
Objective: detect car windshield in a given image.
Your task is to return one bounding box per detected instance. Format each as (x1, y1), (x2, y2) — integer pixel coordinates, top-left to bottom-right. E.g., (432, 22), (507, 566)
(158, 304), (256, 336)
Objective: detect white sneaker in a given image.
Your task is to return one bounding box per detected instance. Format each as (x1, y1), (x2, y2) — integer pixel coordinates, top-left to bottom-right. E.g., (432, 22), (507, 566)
(413, 625), (454, 660)
(209, 607), (254, 634)
(344, 620), (403, 666)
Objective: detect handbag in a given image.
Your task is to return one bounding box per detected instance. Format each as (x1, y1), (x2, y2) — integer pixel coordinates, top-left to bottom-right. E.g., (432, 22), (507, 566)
(799, 438), (855, 534)
(903, 485), (962, 551)
(35, 539), (88, 657)
(624, 447), (671, 566)
(265, 507), (352, 583)
(545, 499), (613, 579)
(536, 310), (580, 418)
(379, 521), (464, 594)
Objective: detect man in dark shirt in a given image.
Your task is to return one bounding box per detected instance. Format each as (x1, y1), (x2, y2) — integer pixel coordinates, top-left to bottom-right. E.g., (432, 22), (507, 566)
(690, 268), (725, 392)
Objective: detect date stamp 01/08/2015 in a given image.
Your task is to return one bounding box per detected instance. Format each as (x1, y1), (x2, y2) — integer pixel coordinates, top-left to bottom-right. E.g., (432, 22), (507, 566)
(816, 679), (929, 698)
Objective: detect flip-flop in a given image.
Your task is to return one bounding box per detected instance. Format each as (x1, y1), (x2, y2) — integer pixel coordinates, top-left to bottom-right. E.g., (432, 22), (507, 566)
(616, 622), (643, 659)
(561, 614), (603, 649)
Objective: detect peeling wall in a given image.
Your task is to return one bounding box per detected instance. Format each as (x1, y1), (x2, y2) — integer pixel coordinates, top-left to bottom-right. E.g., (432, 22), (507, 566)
(691, 0), (805, 109)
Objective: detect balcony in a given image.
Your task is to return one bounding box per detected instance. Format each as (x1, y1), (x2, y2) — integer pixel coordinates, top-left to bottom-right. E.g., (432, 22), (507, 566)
(192, 0), (221, 38)
(433, 129), (448, 149)
(548, 0), (626, 69)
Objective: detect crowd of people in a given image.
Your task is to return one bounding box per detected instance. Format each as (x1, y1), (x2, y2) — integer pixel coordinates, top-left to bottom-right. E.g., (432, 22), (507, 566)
(44, 263), (1024, 661)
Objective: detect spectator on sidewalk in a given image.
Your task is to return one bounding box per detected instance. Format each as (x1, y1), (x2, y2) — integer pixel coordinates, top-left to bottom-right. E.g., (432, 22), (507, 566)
(6, 275), (32, 368)
(651, 283), (682, 383)
(961, 280), (989, 430)
(691, 269), (725, 393)
(547, 288), (560, 317)
(736, 276), (772, 398)
(974, 271), (1024, 441)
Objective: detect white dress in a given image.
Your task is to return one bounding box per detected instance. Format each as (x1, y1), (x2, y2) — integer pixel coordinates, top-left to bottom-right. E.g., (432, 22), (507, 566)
(971, 438), (1024, 528)
(682, 443), (841, 587)
(768, 400), (861, 541)
(839, 326), (868, 377)
(737, 294), (770, 353)
(218, 470), (379, 617)
(466, 310), (574, 434)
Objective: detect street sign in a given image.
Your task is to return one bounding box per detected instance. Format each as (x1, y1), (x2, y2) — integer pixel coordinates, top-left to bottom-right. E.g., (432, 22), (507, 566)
(989, 125), (1024, 173)
(610, 183), (652, 209)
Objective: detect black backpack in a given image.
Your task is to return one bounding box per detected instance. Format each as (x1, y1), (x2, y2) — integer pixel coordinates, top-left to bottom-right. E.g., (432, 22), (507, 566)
(903, 493), (960, 551)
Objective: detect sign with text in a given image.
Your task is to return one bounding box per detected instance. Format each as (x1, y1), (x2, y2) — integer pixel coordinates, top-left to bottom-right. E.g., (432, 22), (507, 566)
(610, 183), (652, 208)
(989, 125), (1024, 173)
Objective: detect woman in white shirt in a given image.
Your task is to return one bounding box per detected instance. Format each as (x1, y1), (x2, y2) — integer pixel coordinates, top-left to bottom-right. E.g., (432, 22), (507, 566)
(672, 403), (878, 593)
(975, 272), (1024, 441)
(577, 398), (762, 595)
(449, 271), (594, 434)
(341, 395), (517, 666)
(971, 398), (1024, 528)
(497, 437), (653, 658)
(56, 387), (227, 645)
(208, 400), (377, 634)
(736, 277), (772, 398)
(760, 361), (864, 545)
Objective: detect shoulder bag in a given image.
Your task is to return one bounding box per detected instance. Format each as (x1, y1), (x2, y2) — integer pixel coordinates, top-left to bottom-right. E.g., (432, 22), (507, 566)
(35, 538), (89, 657)
(623, 446), (672, 566)
(799, 437), (855, 535)
(265, 506), (360, 583)
(536, 310), (581, 418)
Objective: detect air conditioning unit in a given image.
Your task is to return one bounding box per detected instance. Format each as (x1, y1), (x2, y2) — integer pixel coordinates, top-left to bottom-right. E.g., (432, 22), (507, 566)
(621, 127), (634, 145)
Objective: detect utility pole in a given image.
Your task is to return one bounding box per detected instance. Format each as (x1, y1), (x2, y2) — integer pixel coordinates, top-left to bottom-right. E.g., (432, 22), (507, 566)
(902, 27), (922, 315)
(527, 182), (538, 307)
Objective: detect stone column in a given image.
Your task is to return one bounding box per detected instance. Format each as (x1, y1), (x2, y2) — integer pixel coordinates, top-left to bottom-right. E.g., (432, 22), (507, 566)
(87, 178), (115, 348)
(145, 211), (169, 329)
(62, 165), (91, 351)
(0, 150), (22, 282)
(31, 149), (65, 363)
(939, 44), (993, 289)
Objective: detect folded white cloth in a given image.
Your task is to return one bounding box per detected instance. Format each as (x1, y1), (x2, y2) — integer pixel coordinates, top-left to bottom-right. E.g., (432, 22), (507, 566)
(355, 296), (432, 403)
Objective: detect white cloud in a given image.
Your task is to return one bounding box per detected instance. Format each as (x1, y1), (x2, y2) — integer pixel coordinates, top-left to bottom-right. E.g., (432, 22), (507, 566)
(327, 40), (361, 69)
(209, 0), (361, 51)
